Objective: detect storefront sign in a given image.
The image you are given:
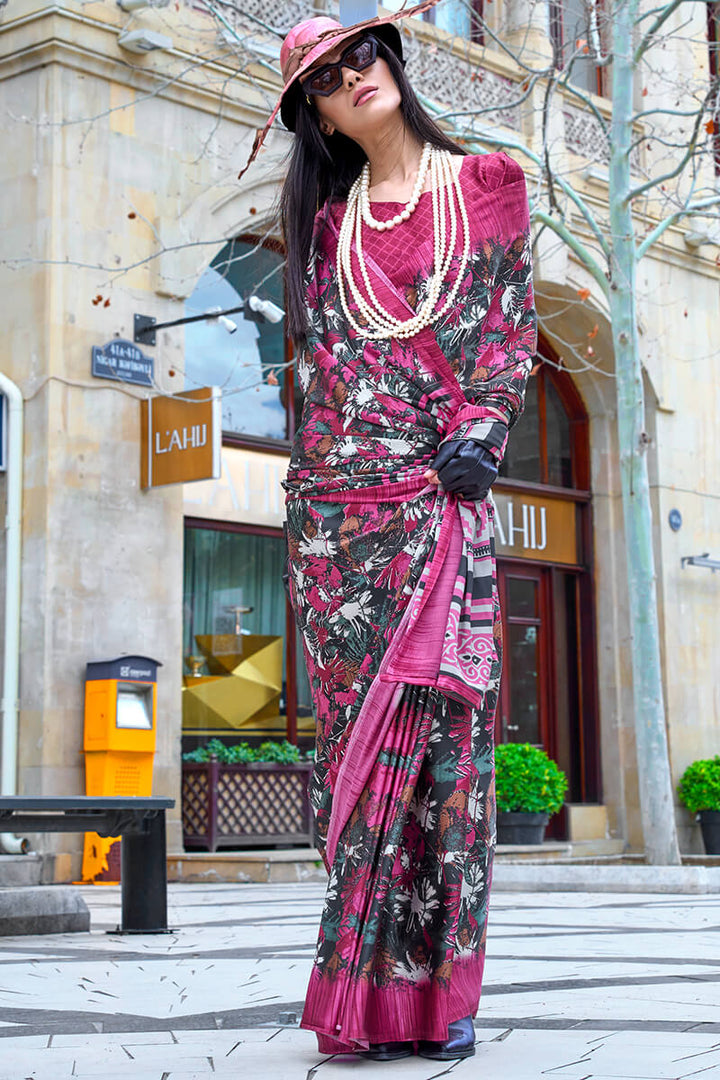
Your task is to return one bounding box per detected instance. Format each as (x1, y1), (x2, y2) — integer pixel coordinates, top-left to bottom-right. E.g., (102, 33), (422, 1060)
(492, 488), (579, 565)
(183, 446), (289, 528)
(92, 339), (153, 387)
(141, 387), (221, 489)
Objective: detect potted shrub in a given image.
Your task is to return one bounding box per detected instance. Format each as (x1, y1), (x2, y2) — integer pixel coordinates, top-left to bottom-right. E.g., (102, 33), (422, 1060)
(677, 756), (720, 855)
(495, 742), (568, 844)
(181, 738), (314, 852)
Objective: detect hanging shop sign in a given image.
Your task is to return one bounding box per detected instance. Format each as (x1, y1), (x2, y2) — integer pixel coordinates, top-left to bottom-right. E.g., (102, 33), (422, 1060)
(492, 488), (580, 566)
(92, 339), (154, 387)
(183, 445), (289, 528)
(141, 387), (221, 489)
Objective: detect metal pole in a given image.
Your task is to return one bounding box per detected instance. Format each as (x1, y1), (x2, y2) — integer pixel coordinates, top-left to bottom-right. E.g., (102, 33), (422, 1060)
(0, 373), (29, 854)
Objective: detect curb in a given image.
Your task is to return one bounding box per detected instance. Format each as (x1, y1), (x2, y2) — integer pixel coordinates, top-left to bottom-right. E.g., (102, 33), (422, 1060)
(492, 863), (720, 893)
(0, 885), (90, 934)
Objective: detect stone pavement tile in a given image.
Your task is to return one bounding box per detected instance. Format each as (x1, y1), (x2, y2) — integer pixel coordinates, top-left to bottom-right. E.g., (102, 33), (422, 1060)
(170, 1028), (277, 1048)
(595, 1032), (720, 1047)
(72, 1055), (215, 1075)
(0, 1047), (125, 1070)
(0, 1035), (49, 1047)
(0, 1052), (82, 1080)
(574, 1042), (720, 1077)
(478, 981), (720, 1024)
(117, 1041), (244, 1065)
(50, 1032), (177, 1047)
(446, 1033), (599, 1076)
(0, 957), (310, 1018)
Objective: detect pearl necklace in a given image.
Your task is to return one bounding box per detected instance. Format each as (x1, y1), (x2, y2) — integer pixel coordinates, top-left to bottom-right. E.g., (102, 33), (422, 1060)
(360, 141), (432, 232)
(336, 145), (470, 341)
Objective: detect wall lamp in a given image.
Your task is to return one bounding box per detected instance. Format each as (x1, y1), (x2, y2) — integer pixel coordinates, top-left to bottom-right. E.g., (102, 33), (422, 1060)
(117, 0), (171, 10)
(118, 29), (173, 53)
(681, 553), (719, 573)
(134, 296), (285, 346)
(683, 230), (713, 250)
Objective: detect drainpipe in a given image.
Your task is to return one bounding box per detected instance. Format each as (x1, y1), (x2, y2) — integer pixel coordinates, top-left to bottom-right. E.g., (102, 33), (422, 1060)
(0, 373), (29, 854)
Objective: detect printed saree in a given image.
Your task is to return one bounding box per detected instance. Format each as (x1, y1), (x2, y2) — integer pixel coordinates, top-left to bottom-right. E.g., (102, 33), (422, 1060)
(284, 152), (537, 1052)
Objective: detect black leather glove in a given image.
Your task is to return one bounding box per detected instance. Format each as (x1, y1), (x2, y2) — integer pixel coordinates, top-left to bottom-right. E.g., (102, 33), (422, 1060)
(431, 439), (498, 500)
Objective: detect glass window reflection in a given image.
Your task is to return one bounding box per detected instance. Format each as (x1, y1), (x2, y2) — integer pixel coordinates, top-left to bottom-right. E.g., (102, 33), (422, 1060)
(184, 239), (288, 441)
(545, 378), (573, 487)
(500, 374), (541, 483)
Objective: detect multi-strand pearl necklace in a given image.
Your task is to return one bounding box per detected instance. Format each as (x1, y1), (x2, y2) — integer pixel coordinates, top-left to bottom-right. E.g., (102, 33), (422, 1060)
(359, 141), (432, 232)
(337, 144), (470, 341)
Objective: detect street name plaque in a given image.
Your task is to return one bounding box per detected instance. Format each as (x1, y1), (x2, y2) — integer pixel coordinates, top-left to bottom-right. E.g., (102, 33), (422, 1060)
(92, 339), (154, 387)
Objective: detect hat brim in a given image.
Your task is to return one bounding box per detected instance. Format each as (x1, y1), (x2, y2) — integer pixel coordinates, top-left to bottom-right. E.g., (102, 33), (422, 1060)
(279, 22), (403, 132)
(237, 0), (438, 180)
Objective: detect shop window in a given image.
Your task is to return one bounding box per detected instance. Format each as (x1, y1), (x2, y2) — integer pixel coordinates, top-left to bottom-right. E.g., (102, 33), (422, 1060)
(184, 238), (292, 443)
(499, 359), (588, 490)
(501, 571), (544, 746)
(548, 0), (607, 97)
(182, 522), (312, 745)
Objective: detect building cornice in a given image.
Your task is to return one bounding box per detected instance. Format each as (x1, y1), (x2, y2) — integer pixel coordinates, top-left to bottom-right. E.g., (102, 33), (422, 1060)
(0, 2), (278, 125)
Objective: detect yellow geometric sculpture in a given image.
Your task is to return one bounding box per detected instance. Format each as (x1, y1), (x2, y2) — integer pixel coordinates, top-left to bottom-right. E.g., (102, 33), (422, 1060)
(182, 634), (283, 732)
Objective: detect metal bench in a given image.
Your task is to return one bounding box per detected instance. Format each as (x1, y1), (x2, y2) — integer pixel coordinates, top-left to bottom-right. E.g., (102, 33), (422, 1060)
(0, 796), (174, 933)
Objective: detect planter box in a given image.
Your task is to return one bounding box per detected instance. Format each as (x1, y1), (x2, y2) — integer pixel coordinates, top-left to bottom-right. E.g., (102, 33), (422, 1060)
(182, 760), (313, 852)
(497, 811), (549, 845)
(699, 810), (720, 855)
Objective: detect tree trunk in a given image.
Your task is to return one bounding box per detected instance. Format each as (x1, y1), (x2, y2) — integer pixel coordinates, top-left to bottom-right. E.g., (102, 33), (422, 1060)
(607, 0), (680, 865)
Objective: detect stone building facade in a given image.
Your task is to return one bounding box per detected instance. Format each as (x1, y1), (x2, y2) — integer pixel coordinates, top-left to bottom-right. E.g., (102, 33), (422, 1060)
(0, 0), (718, 877)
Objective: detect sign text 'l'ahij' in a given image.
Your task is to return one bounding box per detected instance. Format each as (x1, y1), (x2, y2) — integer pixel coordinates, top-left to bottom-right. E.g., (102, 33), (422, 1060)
(140, 387), (221, 489)
(492, 489), (580, 566)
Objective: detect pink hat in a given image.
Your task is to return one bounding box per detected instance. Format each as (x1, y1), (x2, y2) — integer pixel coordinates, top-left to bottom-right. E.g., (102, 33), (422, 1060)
(237, 0), (438, 179)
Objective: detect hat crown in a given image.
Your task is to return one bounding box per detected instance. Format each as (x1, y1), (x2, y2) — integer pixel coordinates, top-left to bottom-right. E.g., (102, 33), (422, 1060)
(280, 17), (344, 83)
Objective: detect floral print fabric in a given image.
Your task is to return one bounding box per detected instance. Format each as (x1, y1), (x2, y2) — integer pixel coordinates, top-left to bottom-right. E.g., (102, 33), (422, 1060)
(284, 152), (536, 1051)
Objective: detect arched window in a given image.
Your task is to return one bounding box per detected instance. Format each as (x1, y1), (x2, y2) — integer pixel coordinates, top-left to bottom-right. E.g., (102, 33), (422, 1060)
(184, 237), (291, 442)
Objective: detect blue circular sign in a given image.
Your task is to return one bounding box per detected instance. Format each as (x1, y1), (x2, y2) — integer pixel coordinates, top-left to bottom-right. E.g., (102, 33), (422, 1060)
(668, 509), (682, 532)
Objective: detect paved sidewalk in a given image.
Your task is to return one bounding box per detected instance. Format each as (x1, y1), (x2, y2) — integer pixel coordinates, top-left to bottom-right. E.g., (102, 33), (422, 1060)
(0, 882), (719, 1079)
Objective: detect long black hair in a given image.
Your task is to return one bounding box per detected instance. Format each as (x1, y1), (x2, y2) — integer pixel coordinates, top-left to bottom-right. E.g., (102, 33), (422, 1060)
(279, 36), (465, 344)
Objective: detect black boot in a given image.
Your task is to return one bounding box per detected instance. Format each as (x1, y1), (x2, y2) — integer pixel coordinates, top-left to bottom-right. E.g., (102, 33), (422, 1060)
(417, 1015), (475, 1060)
(359, 1041), (414, 1061)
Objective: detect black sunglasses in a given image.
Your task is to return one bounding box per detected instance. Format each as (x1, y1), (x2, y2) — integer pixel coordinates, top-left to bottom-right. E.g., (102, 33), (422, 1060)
(301, 35), (378, 98)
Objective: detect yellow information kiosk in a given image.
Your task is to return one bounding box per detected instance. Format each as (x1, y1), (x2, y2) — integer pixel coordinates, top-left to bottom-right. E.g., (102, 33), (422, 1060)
(81, 656), (161, 882)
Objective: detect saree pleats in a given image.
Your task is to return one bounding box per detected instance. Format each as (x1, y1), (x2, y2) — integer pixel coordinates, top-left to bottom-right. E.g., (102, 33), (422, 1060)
(303, 685), (496, 1051)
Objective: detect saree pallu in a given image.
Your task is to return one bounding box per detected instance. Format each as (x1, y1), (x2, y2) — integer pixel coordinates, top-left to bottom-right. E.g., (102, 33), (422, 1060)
(284, 152), (537, 1052)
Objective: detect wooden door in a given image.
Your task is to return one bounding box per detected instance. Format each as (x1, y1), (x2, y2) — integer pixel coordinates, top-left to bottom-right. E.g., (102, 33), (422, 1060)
(496, 564), (552, 749)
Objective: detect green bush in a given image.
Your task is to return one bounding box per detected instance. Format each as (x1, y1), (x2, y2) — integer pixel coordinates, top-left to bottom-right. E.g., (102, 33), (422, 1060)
(677, 756), (720, 813)
(182, 738), (303, 765)
(495, 742), (568, 815)
(254, 740), (301, 764)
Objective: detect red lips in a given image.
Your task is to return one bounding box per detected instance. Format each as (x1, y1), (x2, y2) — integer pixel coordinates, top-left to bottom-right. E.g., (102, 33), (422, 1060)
(353, 85), (378, 107)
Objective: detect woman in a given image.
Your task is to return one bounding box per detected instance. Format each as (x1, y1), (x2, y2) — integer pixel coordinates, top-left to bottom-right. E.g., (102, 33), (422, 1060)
(244, 4), (536, 1061)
